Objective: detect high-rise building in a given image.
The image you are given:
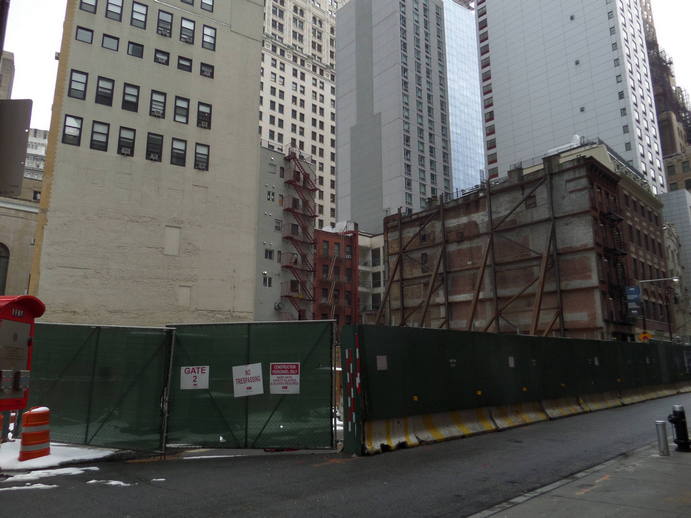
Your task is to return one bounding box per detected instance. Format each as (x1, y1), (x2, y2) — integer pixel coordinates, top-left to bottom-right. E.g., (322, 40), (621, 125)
(30, 0), (264, 325)
(259, 0), (341, 230)
(0, 50), (13, 99)
(444, 0), (484, 191)
(337, 0), (453, 233)
(477, 0), (665, 194)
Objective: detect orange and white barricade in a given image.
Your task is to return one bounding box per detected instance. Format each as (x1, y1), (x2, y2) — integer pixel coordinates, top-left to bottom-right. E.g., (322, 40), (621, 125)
(19, 407), (50, 461)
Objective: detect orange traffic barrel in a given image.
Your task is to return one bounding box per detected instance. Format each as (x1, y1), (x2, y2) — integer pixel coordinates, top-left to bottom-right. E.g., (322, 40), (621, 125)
(19, 407), (50, 461)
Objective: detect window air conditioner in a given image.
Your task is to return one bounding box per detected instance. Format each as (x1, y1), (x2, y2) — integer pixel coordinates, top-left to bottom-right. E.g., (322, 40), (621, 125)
(119, 146), (133, 156)
(147, 152), (160, 161)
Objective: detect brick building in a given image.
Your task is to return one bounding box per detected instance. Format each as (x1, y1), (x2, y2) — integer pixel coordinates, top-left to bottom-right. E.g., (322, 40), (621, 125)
(376, 142), (669, 341)
(313, 224), (359, 327)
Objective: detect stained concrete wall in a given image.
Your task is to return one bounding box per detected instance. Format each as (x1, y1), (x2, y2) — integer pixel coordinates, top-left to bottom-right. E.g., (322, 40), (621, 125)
(32, 0), (264, 325)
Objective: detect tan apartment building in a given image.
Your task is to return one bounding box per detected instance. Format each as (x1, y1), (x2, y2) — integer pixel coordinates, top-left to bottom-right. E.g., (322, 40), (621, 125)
(31, 0), (264, 325)
(377, 141), (671, 341)
(259, 0), (340, 229)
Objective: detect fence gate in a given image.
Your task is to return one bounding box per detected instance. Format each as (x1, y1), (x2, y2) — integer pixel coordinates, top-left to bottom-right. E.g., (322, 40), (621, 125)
(165, 321), (334, 450)
(29, 323), (171, 451)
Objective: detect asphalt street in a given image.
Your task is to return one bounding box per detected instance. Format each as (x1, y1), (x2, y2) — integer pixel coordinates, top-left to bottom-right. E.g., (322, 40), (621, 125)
(2, 393), (691, 518)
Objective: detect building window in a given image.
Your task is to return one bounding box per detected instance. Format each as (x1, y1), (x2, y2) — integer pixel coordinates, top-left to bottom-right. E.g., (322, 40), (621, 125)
(127, 41), (144, 58)
(146, 133), (163, 161)
(265, 249), (274, 260)
(105, 0), (123, 21)
(180, 18), (195, 44)
(75, 26), (94, 44)
(62, 115), (83, 146)
(79, 0), (97, 13)
(202, 25), (216, 50)
(122, 83), (140, 111)
(150, 90), (166, 118)
(171, 138), (187, 166)
(197, 102), (212, 129)
(194, 143), (209, 171)
(117, 127), (135, 156)
(200, 62), (214, 78)
(102, 33), (119, 51)
(201, 0), (213, 11)
(0, 244), (8, 296)
(174, 96), (189, 123)
(131, 1), (147, 29)
(90, 121), (110, 151)
(68, 70), (88, 100)
(177, 56), (192, 72)
(95, 76), (114, 105)
(683, 161), (691, 173)
(667, 164), (676, 175)
(154, 49), (169, 65)
(157, 10), (173, 37)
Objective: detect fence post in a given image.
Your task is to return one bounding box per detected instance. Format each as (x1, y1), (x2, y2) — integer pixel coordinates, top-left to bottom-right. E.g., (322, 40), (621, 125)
(84, 326), (101, 445)
(159, 328), (176, 455)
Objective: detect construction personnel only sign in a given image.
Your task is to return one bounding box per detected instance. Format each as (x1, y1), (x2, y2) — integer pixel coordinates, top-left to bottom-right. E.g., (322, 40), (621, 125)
(180, 366), (209, 390)
(232, 363), (264, 397)
(270, 362), (301, 394)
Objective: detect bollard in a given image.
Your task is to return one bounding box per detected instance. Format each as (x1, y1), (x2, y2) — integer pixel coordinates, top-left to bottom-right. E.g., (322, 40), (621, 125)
(656, 420), (670, 456)
(667, 405), (691, 452)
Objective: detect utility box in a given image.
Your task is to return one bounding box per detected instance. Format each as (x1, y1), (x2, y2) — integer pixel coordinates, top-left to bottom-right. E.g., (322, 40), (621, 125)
(0, 296), (45, 412)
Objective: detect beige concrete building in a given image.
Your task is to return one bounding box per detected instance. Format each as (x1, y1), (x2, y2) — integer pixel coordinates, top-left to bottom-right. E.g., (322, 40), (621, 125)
(0, 50), (13, 99)
(259, 0), (340, 229)
(31, 0), (264, 325)
(357, 231), (385, 323)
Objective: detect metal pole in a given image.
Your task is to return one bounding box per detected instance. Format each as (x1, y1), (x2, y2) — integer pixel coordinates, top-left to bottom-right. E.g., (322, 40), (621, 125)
(160, 328), (177, 455)
(486, 180), (501, 332)
(656, 420), (670, 456)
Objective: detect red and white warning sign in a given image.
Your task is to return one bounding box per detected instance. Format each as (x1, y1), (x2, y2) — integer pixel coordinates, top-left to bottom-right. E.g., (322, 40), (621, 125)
(180, 366), (209, 390)
(270, 362), (300, 395)
(232, 363), (264, 397)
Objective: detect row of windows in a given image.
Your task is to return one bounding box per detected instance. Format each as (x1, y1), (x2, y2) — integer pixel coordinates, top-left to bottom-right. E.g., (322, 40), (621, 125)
(68, 70), (212, 128)
(61, 114), (210, 170)
(75, 26), (216, 80)
(79, 0), (217, 51)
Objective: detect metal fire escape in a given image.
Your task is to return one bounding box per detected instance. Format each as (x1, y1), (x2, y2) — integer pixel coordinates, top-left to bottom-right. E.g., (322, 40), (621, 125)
(281, 149), (317, 318)
(602, 209), (629, 323)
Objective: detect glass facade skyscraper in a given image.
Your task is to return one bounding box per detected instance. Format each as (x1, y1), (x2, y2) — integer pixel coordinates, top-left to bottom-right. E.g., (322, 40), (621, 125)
(444, 0), (485, 191)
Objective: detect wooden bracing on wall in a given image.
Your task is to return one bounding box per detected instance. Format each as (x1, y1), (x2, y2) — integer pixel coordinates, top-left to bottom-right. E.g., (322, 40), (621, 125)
(378, 165), (567, 337)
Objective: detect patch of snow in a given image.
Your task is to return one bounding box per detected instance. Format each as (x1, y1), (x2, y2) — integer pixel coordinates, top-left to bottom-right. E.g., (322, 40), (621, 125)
(151, 478), (166, 482)
(87, 479), (132, 487)
(0, 441), (116, 471)
(3, 467), (98, 483)
(0, 483), (58, 491)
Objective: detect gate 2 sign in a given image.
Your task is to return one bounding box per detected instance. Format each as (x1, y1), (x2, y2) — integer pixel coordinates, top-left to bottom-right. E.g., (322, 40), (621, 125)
(270, 362), (300, 394)
(180, 366), (209, 390)
(232, 363), (264, 397)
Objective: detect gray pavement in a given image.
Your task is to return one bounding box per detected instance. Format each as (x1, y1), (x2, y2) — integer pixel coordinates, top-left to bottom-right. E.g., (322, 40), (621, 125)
(471, 441), (691, 518)
(1, 393), (691, 517)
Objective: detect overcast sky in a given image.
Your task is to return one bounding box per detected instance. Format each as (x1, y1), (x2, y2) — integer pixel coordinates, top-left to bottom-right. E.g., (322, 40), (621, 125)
(4, 0), (691, 130)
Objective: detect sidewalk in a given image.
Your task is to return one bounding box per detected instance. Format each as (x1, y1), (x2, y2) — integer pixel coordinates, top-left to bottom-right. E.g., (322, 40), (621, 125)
(471, 440), (691, 517)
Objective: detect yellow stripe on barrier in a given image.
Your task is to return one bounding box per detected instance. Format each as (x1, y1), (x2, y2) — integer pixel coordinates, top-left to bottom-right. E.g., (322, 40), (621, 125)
(541, 397), (585, 419)
(675, 382), (691, 394)
(491, 402), (548, 430)
(420, 414), (446, 442)
(579, 391), (622, 411)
